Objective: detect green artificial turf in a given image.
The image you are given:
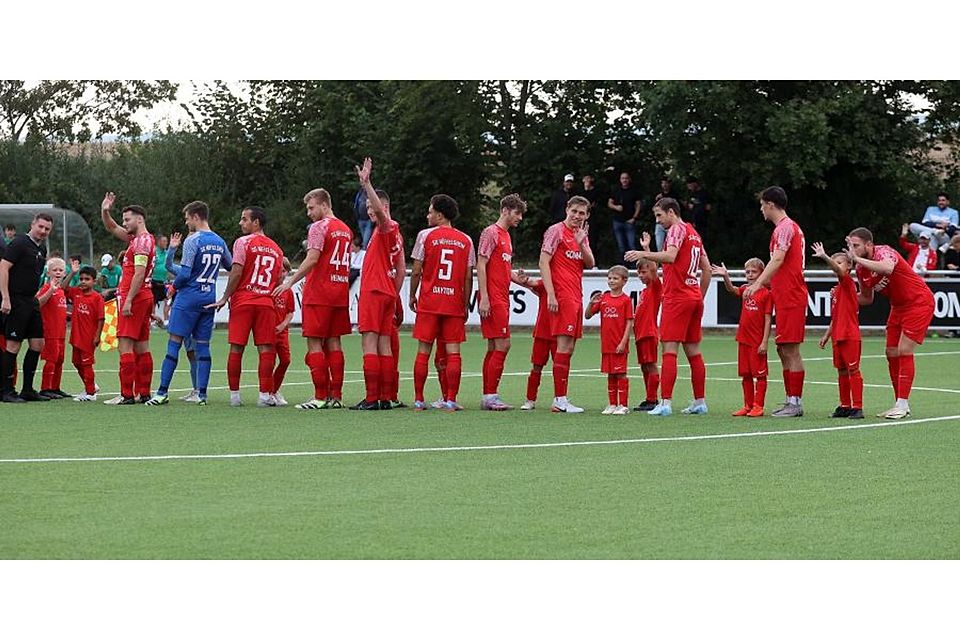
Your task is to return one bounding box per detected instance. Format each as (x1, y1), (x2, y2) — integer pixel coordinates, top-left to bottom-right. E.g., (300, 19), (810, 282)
(1, 331), (958, 558)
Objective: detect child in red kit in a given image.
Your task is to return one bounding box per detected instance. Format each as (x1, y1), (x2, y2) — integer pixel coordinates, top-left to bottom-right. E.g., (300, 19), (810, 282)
(712, 258), (772, 417)
(69, 266), (105, 401)
(633, 258), (662, 411)
(37, 257), (71, 398)
(585, 265), (634, 415)
(271, 258), (295, 406)
(516, 273), (557, 410)
(812, 242), (864, 419)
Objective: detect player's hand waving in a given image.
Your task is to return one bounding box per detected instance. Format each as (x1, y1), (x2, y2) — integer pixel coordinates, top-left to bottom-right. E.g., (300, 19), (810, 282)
(811, 241), (827, 260)
(169, 232), (182, 249)
(640, 232), (652, 251)
(710, 262), (728, 277)
(356, 157), (372, 185)
(101, 192), (116, 211)
(574, 222), (589, 247)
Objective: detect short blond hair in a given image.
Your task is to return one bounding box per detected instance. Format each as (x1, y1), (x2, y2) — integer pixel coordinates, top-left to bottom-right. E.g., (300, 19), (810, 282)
(744, 257), (765, 271)
(303, 188), (331, 207)
(46, 257), (65, 271)
(608, 265), (629, 279)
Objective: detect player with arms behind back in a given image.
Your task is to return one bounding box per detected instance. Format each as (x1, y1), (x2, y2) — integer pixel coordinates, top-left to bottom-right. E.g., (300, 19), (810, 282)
(409, 194), (475, 411)
(209, 207), (283, 407)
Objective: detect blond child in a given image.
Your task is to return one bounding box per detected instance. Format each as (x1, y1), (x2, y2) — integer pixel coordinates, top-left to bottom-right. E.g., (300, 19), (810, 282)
(585, 265), (634, 415)
(712, 258), (772, 417)
(36, 257), (70, 398)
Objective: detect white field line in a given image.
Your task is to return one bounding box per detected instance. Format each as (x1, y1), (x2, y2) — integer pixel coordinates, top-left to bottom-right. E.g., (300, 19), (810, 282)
(1, 414), (957, 465)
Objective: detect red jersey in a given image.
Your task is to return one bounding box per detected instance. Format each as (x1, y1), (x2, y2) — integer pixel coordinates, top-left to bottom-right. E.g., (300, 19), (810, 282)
(37, 283), (68, 339)
(118, 232), (156, 303)
(541, 222), (589, 302)
(589, 292), (633, 354)
(274, 288), (295, 337)
(529, 280), (552, 340)
(856, 244), (935, 308)
(361, 220), (404, 296)
(830, 276), (861, 342)
(67, 288), (105, 350)
(634, 277), (662, 340)
(303, 216), (353, 307)
(477, 223), (513, 308)
(412, 226), (476, 317)
(735, 284), (773, 347)
(231, 232), (284, 308)
(769, 216), (807, 308)
(663, 221), (705, 302)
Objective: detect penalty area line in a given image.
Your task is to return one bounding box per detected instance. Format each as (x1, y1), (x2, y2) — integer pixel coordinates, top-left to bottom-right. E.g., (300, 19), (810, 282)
(1, 414), (957, 465)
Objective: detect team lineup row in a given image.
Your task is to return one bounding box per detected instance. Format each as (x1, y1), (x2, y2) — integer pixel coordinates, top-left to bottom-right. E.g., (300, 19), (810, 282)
(0, 160), (936, 417)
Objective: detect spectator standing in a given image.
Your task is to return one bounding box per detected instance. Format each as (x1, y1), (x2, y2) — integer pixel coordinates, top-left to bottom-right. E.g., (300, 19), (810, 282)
(99, 254), (121, 297)
(549, 174), (576, 224)
(898, 224), (938, 275)
(685, 177), (712, 237)
(348, 236), (365, 287)
(607, 171), (642, 265)
(353, 187), (372, 249)
(580, 174), (603, 260)
(908, 192), (958, 253)
(151, 234), (170, 305)
(4, 224), (15, 244)
(653, 177), (680, 250)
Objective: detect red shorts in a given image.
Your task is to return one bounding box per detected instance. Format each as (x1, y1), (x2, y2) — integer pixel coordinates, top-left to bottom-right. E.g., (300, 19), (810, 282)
(601, 352), (628, 374)
(41, 337), (65, 362)
(413, 311), (466, 344)
(635, 336), (659, 365)
(660, 296), (703, 343)
(737, 342), (769, 378)
(71, 347), (96, 367)
(117, 294), (153, 342)
(358, 291), (396, 335)
(548, 299), (583, 338)
(229, 304), (277, 346)
(302, 304), (351, 338)
(480, 303), (510, 339)
(886, 302), (934, 347)
(773, 304), (806, 345)
(832, 339), (861, 371)
(531, 337), (557, 367)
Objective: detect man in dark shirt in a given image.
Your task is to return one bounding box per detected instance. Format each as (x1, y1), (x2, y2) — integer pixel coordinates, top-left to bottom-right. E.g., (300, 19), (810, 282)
(580, 174), (603, 262)
(608, 171), (642, 266)
(549, 174), (576, 223)
(0, 213), (53, 402)
(653, 177), (680, 250)
(685, 176), (712, 236)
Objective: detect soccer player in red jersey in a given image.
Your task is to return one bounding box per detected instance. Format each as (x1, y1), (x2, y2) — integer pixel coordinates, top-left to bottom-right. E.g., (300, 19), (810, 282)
(744, 186), (808, 417)
(633, 259), (662, 411)
(846, 226), (935, 419)
(270, 258), (295, 407)
(585, 266), (634, 415)
(388, 294), (406, 408)
(713, 259), (772, 417)
(477, 193), (527, 410)
(352, 157), (406, 410)
(273, 188), (353, 409)
(68, 266), (105, 401)
(36, 257), (70, 399)
(100, 192), (156, 404)
(539, 196), (595, 413)
(410, 194), (476, 411)
(516, 275), (557, 410)
(812, 242), (864, 420)
(209, 206), (284, 407)
(626, 197), (711, 416)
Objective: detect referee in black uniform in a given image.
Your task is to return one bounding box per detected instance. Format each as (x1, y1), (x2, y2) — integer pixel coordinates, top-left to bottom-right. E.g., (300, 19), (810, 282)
(0, 213), (54, 402)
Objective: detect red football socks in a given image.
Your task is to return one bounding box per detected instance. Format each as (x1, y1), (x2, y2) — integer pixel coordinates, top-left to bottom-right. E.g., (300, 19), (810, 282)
(742, 376), (755, 408)
(413, 352), (429, 403)
(136, 351), (153, 397)
(257, 350), (274, 393)
(526, 370), (542, 402)
(306, 351), (328, 399)
(227, 351), (242, 392)
(838, 372), (851, 407)
(661, 352), (678, 400)
(645, 373), (659, 403)
(378, 354), (393, 401)
(689, 353), (706, 399)
(898, 354), (915, 400)
(326, 349), (345, 399)
(445, 353), (462, 402)
(119, 352), (136, 398)
(553, 352), (571, 398)
(887, 355), (900, 399)
(363, 353), (380, 403)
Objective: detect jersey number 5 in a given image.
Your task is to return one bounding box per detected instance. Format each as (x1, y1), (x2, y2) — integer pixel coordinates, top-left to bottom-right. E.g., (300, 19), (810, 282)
(438, 249), (454, 281)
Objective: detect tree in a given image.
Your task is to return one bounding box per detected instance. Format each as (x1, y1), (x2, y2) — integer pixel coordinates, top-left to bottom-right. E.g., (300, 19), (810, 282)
(0, 80), (177, 142)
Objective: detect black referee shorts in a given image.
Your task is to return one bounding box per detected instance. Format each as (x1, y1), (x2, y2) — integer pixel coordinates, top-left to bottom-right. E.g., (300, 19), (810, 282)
(3, 296), (44, 341)
(151, 280), (167, 305)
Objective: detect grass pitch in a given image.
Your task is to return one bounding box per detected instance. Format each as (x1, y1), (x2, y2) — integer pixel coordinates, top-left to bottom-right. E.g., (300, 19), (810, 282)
(1, 330), (958, 559)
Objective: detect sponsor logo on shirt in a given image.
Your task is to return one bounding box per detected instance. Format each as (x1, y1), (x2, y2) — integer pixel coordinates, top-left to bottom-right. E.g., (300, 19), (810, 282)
(564, 250), (582, 260)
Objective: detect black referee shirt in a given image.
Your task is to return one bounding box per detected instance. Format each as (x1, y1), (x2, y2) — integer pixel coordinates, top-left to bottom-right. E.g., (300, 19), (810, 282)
(1, 233), (46, 298)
